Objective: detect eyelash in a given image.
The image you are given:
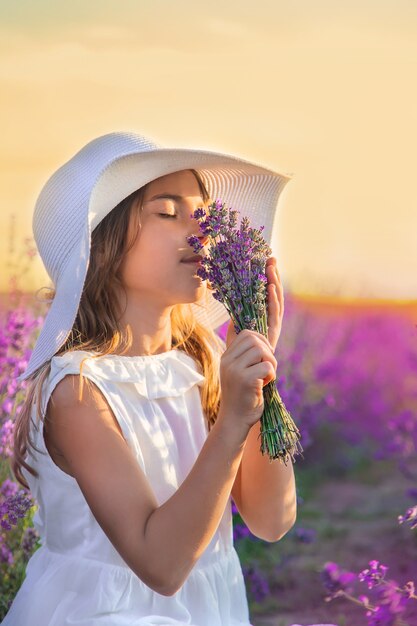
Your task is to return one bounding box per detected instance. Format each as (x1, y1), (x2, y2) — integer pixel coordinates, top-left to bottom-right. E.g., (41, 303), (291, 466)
(159, 213), (177, 219)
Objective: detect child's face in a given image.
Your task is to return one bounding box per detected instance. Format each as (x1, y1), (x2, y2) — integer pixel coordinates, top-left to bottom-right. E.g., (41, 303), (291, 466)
(119, 169), (209, 309)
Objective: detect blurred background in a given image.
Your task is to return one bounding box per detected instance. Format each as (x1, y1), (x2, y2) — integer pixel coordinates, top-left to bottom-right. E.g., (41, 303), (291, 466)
(1, 2), (416, 625)
(1, 0), (417, 304)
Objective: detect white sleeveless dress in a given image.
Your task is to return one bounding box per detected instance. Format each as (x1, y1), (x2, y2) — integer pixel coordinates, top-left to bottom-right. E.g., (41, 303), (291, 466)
(3, 349), (252, 626)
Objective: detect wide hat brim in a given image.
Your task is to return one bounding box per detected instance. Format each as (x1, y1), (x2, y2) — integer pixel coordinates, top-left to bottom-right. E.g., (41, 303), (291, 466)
(18, 132), (294, 382)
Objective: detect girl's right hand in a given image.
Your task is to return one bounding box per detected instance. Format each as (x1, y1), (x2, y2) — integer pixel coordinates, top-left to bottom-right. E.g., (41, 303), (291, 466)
(218, 328), (278, 434)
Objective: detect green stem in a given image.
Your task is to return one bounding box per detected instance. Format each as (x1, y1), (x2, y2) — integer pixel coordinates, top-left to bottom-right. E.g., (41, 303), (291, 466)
(258, 379), (303, 463)
(334, 589), (412, 626)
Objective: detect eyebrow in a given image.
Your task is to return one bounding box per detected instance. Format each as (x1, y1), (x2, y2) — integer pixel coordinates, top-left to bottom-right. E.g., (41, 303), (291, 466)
(147, 193), (204, 203)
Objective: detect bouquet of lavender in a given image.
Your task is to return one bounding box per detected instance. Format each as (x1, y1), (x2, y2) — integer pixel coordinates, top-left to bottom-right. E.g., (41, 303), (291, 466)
(187, 199), (304, 464)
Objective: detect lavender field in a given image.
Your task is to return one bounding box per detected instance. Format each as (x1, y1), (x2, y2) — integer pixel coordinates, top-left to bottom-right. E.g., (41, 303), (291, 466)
(1, 287), (416, 625)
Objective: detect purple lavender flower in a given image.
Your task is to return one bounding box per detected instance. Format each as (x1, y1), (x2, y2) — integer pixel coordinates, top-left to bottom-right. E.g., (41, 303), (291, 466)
(0, 490), (34, 531)
(0, 419), (15, 457)
(233, 524), (251, 542)
(358, 560), (389, 589)
(21, 526), (40, 560)
(365, 579), (409, 626)
(406, 487), (417, 500)
(292, 526), (317, 543)
(358, 594), (371, 608)
(231, 500), (239, 516)
(320, 561), (356, 599)
(242, 563), (270, 602)
(403, 581), (415, 599)
(231, 501), (260, 542)
(0, 537), (14, 565)
(0, 303), (44, 471)
(398, 504), (417, 530)
(188, 199), (303, 464)
(0, 478), (19, 499)
(321, 542), (416, 624)
(188, 201), (271, 335)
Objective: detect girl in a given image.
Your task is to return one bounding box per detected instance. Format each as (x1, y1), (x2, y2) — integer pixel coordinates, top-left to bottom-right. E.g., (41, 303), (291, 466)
(5, 131), (297, 626)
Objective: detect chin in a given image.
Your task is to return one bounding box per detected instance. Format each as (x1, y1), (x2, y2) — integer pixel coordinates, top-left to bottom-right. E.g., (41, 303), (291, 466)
(180, 281), (207, 303)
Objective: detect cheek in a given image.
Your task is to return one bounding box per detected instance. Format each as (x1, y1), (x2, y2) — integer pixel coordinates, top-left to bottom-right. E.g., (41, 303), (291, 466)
(121, 239), (176, 287)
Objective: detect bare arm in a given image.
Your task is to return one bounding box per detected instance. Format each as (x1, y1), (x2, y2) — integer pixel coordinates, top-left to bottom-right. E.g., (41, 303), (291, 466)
(144, 409), (247, 594)
(231, 422), (297, 542)
(46, 376), (249, 597)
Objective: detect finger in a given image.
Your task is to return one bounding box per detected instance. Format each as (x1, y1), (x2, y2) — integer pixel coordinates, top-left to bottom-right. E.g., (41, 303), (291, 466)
(274, 264), (284, 296)
(251, 329), (275, 352)
(266, 260), (278, 285)
(266, 260), (283, 302)
(266, 263), (280, 303)
(235, 329), (273, 352)
(267, 285), (280, 348)
(270, 264), (284, 316)
(237, 344), (278, 372)
(271, 280), (283, 317)
(267, 282), (279, 319)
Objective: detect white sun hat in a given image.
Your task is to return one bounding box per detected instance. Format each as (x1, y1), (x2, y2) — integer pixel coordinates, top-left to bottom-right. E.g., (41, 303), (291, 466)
(17, 131), (293, 382)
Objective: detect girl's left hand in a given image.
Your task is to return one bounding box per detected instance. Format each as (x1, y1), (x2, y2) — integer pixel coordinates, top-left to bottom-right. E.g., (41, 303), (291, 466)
(226, 256), (284, 351)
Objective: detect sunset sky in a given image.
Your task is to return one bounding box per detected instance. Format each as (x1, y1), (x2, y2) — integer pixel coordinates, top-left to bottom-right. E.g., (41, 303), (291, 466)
(1, 0), (416, 300)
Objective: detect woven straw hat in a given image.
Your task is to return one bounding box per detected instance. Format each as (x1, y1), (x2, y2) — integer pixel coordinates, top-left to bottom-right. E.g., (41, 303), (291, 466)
(17, 131), (293, 382)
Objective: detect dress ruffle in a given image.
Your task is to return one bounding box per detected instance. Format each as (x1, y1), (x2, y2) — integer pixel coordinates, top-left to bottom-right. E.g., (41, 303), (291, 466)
(3, 544), (251, 626)
(49, 349), (206, 400)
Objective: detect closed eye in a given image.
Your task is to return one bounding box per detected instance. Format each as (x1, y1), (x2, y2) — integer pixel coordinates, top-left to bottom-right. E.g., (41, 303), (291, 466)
(159, 213), (177, 219)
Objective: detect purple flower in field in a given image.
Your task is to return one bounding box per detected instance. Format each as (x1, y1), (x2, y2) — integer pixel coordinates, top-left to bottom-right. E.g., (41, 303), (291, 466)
(381, 409), (417, 460)
(403, 580), (415, 599)
(0, 419), (15, 457)
(301, 308), (417, 471)
(398, 504), (417, 530)
(365, 579), (409, 626)
(0, 307), (37, 357)
(359, 560), (389, 589)
(242, 563), (270, 602)
(358, 594), (371, 607)
(406, 487), (417, 500)
(233, 524), (251, 542)
(0, 537), (14, 565)
(0, 478), (19, 499)
(21, 526), (40, 559)
(0, 306), (43, 395)
(231, 500), (261, 542)
(232, 500), (250, 541)
(320, 561), (356, 598)
(322, 551), (416, 624)
(293, 526), (317, 543)
(0, 490), (33, 531)
(1, 396), (14, 416)
(365, 604), (397, 626)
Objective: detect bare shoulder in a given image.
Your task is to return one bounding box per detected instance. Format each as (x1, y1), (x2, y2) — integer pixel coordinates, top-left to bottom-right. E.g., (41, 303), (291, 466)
(45, 373), (126, 448)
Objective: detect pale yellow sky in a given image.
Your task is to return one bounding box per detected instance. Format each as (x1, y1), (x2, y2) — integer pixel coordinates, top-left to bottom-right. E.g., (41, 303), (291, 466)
(1, 1), (416, 299)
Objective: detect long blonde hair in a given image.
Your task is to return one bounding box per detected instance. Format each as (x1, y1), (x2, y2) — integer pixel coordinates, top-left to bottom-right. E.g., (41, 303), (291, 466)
(12, 169), (225, 490)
